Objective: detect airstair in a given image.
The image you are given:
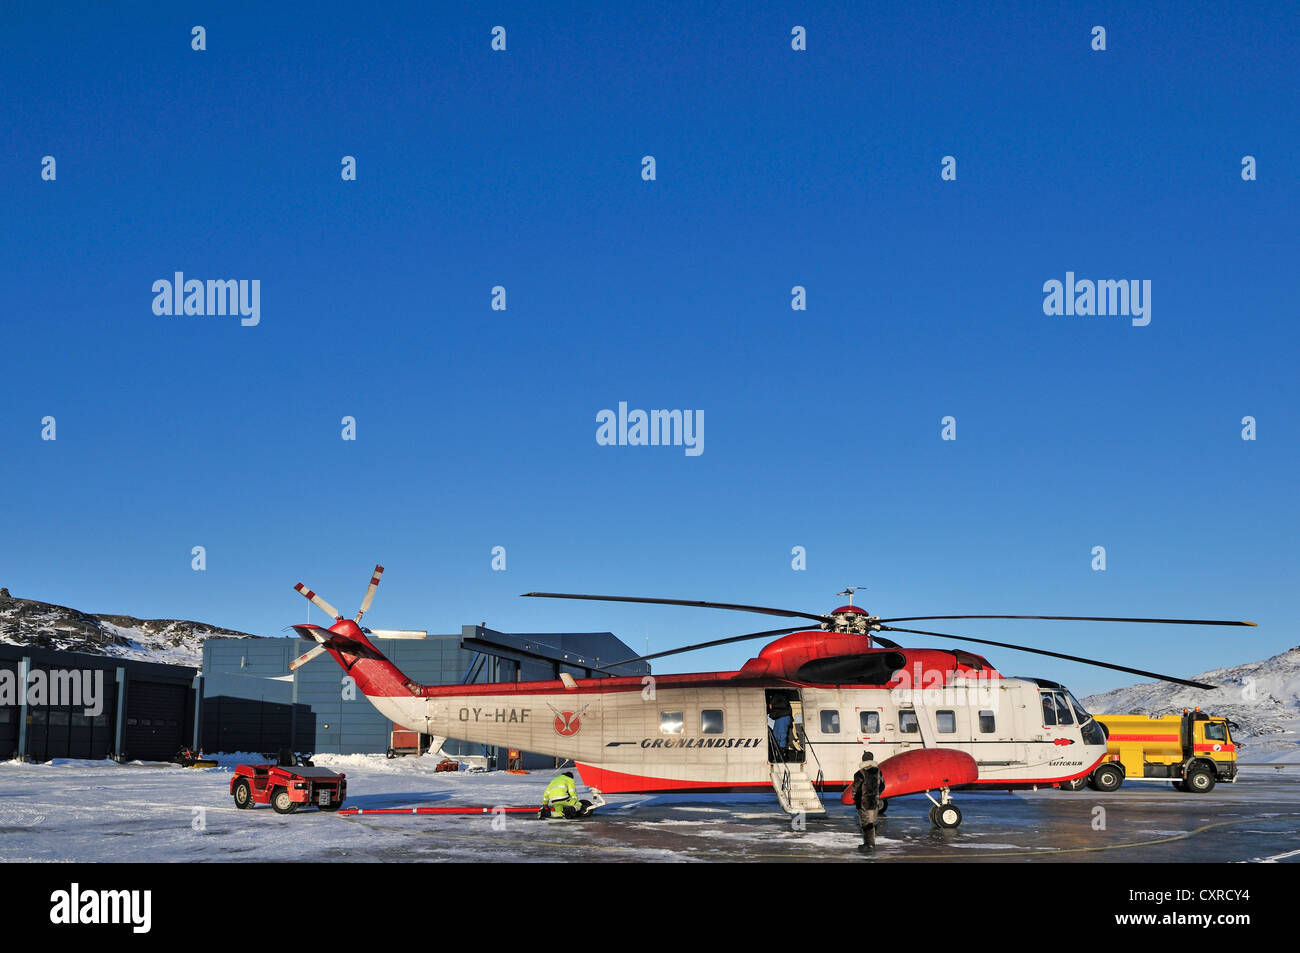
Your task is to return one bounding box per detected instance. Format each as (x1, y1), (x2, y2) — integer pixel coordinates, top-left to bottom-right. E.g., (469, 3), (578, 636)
(771, 762), (826, 815)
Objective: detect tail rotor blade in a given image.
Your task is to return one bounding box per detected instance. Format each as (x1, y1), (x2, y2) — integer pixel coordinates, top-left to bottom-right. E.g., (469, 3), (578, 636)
(290, 644), (327, 670)
(878, 625), (1217, 690)
(355, 565), (385, 622)
(294, 583), (344, 622)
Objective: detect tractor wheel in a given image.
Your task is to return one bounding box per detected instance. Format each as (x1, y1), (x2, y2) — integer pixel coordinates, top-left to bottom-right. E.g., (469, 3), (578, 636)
(1092, 764), (1124, 793)
(934, 803), (962, 829)
(271, 788), (298, 815)
(233, 778), (253, 809)
(1183, 766), (1216, 793)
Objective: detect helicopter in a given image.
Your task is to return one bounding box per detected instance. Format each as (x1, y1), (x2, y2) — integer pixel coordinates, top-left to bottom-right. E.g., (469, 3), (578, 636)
(289, 569), (1254, 829)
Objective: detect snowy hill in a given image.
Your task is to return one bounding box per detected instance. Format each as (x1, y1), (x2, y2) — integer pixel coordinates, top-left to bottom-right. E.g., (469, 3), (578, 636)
(1082, 645), (1300, 763)
(0, 587), (261, 667)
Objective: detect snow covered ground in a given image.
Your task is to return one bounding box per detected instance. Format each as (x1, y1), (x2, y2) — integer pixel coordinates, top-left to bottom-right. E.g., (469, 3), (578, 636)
(1, 753), (1297, 863)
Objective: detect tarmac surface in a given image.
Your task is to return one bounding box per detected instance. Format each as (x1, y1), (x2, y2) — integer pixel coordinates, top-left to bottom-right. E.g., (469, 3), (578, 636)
(1, 757), (1296, 862)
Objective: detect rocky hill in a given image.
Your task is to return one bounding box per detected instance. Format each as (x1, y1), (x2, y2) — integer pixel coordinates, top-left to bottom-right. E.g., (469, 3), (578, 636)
(0, 587), (260, 667)
(1083, 645), (1300, 763)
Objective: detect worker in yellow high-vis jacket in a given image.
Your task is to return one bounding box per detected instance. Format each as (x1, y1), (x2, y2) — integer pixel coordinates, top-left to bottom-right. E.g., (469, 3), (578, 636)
(541, 771), (584, 819)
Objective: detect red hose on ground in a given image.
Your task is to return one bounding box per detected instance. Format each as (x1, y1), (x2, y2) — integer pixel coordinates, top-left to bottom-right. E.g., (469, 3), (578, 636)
(338, 806), (540, 815)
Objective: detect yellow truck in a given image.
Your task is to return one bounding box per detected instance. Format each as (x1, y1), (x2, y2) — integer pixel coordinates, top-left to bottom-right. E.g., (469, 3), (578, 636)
(1060, 709), (1238, 793)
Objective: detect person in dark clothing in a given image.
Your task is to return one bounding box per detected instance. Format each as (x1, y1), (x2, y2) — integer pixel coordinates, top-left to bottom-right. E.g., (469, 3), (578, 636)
(851, 751), (884, 851)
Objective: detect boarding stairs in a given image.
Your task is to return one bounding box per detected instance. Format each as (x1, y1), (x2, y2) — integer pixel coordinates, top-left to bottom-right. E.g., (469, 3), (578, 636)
(770, 761), (826, 816)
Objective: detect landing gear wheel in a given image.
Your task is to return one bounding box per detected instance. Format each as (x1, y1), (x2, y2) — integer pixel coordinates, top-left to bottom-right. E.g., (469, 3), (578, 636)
(271, 788), (298, 815)
(232, 778), (252, 809)
(1184, 766), (1216, 793)
(1091, 764), (1124, 793)
(1059, 777), (1087, 792)
(927, 804), (938, 826)
(934, 803), (962, 829)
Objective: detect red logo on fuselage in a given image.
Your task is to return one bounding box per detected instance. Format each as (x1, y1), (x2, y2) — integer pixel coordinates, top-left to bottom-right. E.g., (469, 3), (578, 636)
(554, 712), (581, 736)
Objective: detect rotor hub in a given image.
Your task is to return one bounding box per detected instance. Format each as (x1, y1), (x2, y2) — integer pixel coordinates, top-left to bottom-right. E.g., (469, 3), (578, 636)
(825, 604), (878, 635)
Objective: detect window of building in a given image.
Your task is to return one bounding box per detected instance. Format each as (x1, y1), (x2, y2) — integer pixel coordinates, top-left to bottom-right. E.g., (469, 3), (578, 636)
(860, 711), (880, 734)
(899, 711), (919, 734)
(660, 711), (683, 734)
(978, 710), (996, 733)
(701, 709), (724, 734)
(820, 710), (840, 734)
(936, 710), (956, 733)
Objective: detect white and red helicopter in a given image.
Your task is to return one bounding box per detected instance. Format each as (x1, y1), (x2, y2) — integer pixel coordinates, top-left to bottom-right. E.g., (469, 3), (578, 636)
(289, 568), (1254, 828)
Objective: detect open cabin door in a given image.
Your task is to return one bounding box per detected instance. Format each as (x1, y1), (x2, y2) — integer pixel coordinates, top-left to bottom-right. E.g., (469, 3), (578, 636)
(765, 688), (805, 764)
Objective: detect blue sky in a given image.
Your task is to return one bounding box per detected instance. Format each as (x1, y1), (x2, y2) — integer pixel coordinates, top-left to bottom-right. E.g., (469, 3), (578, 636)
(1, 2), (1295, 695)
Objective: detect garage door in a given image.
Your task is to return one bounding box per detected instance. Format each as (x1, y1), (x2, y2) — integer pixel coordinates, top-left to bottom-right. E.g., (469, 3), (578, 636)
(125, 680), (187, 762)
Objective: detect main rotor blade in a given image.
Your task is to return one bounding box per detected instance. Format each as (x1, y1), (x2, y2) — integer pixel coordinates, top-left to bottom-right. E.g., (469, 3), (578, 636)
(879, 614), (1256, 627)
(878, 625), (1217, 690)
(521, 592), (828, 623)
(355, 565), (384, 622)
(294, 583), (344, 622)
(601, 626), (811, 669)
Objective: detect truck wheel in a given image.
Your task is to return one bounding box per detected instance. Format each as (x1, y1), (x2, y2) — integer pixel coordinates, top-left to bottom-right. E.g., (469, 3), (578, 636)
(1059, 777), (1087, 792)
(1183, 766), (1216, 793)
(233, 778), (253, 809)
(271, 788), (298, 815)
(1092, 764), (1123, 793)
(934, 804), (962, 829)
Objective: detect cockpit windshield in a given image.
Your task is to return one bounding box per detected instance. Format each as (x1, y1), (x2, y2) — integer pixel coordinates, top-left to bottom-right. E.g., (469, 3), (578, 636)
(1067, 693), (1092, 725)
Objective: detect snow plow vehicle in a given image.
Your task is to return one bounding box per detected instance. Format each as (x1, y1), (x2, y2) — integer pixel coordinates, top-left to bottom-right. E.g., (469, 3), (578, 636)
(1061, 709), (1237, 793)
(231, 761), (347, 814)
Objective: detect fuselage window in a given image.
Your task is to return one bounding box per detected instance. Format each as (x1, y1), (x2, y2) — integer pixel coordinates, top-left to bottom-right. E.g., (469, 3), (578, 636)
(701, 709), (724, 734)
(978, 710), (996, 733)
(936, 710), (956, 733)
(660, 711), (684, 734)
(820, 710), (841, 734)
(1041, 694), (1057, 726)
(860, 711), (880, 734)
(899, 710), (919, 734)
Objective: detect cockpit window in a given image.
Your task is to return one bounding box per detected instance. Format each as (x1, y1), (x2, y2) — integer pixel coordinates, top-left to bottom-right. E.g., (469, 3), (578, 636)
(1205, 722), (1228, 742)
(1041, 694), (1057, 726)
(1067, 693), (1092, 725)
(1052, 693), (1074, 725)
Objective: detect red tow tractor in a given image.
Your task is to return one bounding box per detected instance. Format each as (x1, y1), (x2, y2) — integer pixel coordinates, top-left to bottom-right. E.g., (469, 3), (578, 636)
(231, 755), (347, 814)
